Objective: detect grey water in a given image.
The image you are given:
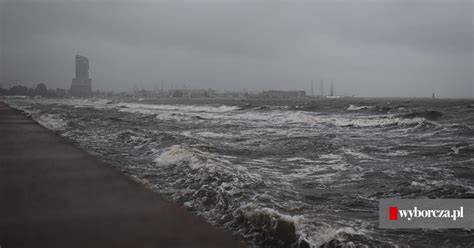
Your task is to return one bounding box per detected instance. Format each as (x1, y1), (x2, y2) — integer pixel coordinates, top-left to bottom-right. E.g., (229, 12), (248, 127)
(5, 98), (474, 248)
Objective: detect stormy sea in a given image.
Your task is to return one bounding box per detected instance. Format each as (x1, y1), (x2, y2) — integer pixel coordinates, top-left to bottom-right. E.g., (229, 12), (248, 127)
(5, 97), (474, 248)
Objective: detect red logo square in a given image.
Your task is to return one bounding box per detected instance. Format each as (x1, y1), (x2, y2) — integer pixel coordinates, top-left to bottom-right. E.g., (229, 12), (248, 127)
(389, 206), (398, 221)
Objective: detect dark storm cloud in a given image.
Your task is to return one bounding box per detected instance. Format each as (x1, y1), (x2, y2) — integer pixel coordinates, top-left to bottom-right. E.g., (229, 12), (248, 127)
(1, 0), (472, 97)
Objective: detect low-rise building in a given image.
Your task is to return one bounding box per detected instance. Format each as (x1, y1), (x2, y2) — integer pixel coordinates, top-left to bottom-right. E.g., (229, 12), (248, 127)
(260, 90), (306, 98)
(169, 89), (214, 98)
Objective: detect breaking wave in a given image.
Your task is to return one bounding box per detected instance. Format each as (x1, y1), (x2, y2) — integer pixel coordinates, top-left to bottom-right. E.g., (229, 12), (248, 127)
(32, 113), (67, 131)
(151, 145), (389, 248)
(119, 103), (241, 114)
(401, 110), (443, 121)
(286, 111), (433, 129)
(233, 204), (385, 248)
(346, 105), (373, 111)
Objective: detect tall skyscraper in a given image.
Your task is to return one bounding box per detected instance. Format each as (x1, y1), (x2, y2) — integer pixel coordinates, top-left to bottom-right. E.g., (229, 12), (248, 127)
(70, 55), (92, 97)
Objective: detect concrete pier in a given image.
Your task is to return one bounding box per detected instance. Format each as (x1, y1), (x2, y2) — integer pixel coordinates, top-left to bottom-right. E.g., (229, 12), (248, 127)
(0, 102), (245, 248)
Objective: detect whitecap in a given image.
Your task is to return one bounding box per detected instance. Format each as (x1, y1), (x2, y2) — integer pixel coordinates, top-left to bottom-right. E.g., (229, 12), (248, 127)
(346, 104), (373, 111)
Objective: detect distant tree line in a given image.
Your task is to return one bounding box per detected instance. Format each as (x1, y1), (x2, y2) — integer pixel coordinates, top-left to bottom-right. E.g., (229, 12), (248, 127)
(0, 83), (67, 98)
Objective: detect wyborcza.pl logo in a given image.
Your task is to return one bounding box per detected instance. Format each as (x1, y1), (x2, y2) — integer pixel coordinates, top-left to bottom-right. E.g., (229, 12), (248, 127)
(388, 206), (463, 221)
(379, 199), (473, 229)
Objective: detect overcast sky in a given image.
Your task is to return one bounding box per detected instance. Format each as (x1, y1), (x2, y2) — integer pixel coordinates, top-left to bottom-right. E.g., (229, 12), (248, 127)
(1, 0), (473, 97)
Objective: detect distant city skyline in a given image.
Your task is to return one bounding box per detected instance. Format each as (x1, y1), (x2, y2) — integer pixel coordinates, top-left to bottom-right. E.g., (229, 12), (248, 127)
(1, 0), (472, 98)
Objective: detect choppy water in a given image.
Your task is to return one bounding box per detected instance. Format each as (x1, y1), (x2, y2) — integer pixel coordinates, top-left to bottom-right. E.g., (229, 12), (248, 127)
(5, 98), (474, 248)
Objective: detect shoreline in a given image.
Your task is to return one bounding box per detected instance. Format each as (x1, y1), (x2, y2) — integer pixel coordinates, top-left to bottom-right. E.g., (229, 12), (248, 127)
(0, 102), (245, 248)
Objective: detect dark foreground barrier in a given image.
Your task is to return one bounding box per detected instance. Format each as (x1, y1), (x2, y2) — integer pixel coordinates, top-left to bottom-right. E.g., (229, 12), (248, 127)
(0, 102), (245, 248)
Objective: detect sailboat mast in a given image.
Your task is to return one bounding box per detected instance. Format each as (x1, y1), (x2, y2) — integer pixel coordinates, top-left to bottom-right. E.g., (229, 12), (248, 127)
(320, 80), (324, 97)
(330, 80), (334, 96)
